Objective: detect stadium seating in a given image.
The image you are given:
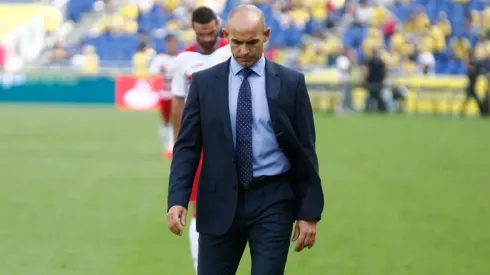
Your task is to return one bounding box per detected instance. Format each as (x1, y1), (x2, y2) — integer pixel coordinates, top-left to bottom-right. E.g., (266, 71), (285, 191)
(59, 0), (489, 75)
(67, 0), (96, 22)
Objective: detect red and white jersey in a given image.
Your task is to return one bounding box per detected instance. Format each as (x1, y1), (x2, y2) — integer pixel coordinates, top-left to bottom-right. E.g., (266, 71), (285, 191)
(171, 38), (231, 99)
(149, 53), (178, 98)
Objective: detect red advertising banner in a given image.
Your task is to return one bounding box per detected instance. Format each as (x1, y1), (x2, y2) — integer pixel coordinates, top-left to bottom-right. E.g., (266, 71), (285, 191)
(115, 75), (164, 110)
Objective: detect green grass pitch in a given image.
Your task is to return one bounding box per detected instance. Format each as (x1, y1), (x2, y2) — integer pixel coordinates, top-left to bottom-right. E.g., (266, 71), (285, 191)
(0, 105), (489, 275)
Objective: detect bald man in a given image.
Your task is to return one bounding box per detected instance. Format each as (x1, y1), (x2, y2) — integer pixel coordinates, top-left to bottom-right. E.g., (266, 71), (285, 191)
(167, 5), (324, 275)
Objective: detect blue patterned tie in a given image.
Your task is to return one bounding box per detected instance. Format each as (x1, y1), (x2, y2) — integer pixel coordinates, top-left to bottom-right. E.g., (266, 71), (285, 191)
(236, 68), (254, 186)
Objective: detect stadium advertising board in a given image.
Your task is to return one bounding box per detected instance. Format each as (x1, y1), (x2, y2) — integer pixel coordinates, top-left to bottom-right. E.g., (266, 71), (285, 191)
(0, 72), (114, 103)
(114, 75), (164, 111)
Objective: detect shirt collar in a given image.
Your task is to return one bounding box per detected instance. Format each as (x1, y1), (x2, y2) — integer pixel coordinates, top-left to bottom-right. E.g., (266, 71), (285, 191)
(194, 38), (222, 55)
(230, 54), (265, 77)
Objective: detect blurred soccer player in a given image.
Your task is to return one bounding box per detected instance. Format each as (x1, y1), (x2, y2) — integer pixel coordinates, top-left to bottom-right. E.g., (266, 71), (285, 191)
(149, 34), (179, 158)
(169, 6), (231, 273)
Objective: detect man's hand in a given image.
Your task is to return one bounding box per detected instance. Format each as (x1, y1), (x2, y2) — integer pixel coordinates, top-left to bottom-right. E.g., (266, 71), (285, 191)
(167, 205), (187, 236)
(292, 220), (317, 252)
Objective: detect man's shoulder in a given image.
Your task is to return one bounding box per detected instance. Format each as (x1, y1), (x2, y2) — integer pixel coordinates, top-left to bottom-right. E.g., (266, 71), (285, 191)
(173, 50), (205, 72)
(175, 50), (200, 61)
(213, 44), (231, 57)
(192, 60), (228, 81)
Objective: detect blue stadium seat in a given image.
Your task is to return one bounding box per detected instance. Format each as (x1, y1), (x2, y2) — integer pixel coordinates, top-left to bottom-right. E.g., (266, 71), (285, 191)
(67, 0), (96, 22)
(469, 0), (485, 11)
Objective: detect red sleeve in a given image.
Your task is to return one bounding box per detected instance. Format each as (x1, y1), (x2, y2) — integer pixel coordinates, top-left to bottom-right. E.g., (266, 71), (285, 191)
(180, 44), (198, 54)
(189, 151), (204, 202)
(218, 38), (228, 47)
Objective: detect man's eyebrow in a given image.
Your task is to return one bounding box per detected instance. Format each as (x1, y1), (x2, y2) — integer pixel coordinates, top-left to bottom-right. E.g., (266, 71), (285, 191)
(231, 38), (260, 43)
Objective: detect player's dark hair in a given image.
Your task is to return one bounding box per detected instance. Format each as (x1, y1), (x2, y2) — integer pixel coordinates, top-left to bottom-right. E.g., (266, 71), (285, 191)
(191, 6), (217, 25)
(165, 34), (177, 41)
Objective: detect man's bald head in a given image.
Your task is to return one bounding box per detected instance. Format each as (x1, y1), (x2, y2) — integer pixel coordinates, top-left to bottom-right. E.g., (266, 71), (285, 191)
(223, 4), (270, 67)
(227, 5), (265, 31)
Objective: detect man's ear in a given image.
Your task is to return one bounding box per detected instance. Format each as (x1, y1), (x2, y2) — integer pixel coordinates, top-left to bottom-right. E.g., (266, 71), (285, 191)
(263, 28), (271, 42)
(222, 29), (229, 40)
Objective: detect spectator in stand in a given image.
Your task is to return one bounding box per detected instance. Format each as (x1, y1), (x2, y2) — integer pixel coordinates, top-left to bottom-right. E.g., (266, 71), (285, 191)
(450, 35), (471, 73)
(474, 34), (489, 61)
(483, 6), (490, 35)
(418, 50), (435, 75)
(82, 45), (100, 74)
(429, 23), (446, 54)
(356, 0), (373, 25)
(436, 12), (452, 38)
(51, 41), (67, 63)
(132, 38), (154, 76)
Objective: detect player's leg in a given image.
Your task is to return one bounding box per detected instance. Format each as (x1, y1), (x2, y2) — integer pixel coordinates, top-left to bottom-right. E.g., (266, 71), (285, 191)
(188, 202), (198, 274)
(158, 98), (167, 151)
(159, 98), (173, 159)
(189, 156), (202, 273)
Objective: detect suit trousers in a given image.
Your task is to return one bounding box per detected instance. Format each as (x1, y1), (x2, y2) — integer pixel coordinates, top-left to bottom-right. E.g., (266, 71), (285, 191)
(197, 177), (295, 275)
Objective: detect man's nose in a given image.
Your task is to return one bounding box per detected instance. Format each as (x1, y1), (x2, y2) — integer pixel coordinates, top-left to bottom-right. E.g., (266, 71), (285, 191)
(238, 46), (250, 55)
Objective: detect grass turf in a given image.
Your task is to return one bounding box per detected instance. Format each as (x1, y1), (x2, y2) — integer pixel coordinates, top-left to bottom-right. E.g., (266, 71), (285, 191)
(0, 105), (489, 275)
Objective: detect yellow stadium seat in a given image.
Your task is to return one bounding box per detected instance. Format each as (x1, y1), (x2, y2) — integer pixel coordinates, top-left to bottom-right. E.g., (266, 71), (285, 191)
(274, 49), (285, 64)
(164, 0), (178, 11)
(483, 7), (490, 30)
(166, 20), (180, 32)
(403, 59), (417, 75)
(474, 40), (488, 60)
(312, 6), (327, 21)
(321, 36), (341, 56)
(120, 5), (138, 20)
(314, 50), (327, 66)
(373, 6), (389, 26)
(471, 11), (481, 27)
(122, 20), (138, 34)
(182, 29), (195, 44)
(298, 45), (316, 66)
(0, 4), (40, 39)
(390, 32), (405, 53)
(83, 53), (99, 74)
(485, 41), (490, 58)
(291, 8), (311, 23)
(43, 6), (62, 33)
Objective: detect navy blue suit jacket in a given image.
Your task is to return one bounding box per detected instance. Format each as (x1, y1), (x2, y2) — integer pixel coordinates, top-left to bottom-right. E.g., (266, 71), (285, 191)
(168, 58), (324, 236)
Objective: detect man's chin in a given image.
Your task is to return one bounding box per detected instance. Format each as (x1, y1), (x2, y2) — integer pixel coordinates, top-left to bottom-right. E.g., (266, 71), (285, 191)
(237, 59), (256, 67)
(199, 43), (216, 52)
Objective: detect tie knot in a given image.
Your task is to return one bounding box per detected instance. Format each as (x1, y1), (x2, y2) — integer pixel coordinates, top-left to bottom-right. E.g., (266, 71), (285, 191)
(240, 68), (253, 78)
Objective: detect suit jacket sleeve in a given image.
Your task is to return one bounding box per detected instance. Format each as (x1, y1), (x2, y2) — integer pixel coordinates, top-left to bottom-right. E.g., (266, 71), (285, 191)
(167, 74), (202, 211)
(293, 74), (325, 221)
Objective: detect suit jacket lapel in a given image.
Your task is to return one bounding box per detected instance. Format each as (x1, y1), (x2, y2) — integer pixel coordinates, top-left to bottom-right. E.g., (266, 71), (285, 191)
(215, 59), (234, 152)
(265, 59), (280, 125)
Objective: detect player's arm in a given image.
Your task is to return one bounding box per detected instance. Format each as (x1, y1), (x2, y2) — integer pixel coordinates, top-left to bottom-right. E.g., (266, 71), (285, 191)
(170, 56), (186, 142)
(148, 55), (163, 75)
(168, 73), (202, 210)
